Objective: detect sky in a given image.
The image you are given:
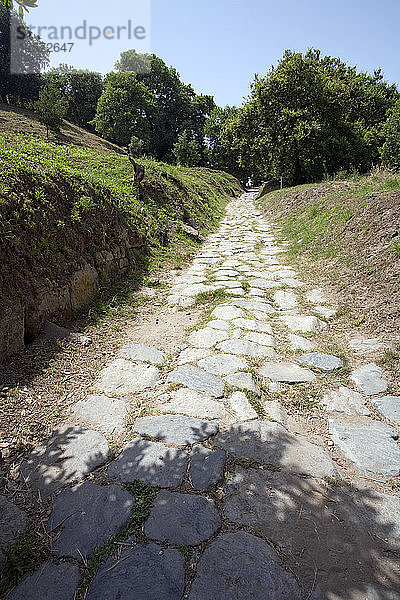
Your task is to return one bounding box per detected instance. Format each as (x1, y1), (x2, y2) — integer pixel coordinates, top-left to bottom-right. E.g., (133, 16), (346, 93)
(23, 0), (400, 107)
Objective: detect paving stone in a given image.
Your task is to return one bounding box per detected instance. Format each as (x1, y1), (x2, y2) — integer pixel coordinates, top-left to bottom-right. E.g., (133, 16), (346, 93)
(176, 347), (212, 365)
(215, 421), (337, 477)
(351, 363), (388, 396)
(225, 287), (245, 296)
(206, 319), (230, 330)
(144, 490), (221, 545)
(216, 339), (277, 359)
(243, 331), (275, 347)
(189, 446), (226, 490)
(273, 290), (298, 309)
(228, 391), (258, 420)
(329, 418), (400, 476)
(166, 365), (225, 398)
(280, 314), (328, 332)
(197, 353), (248, 375)
(322, 386), (370, 415)
(210, 305), (245, 320)
(71, 395), (129, 435)
(249, 278), (281, 289)
(48, 481), (133, 558)
(187, 327), (228, 348)
(260, 361), (315, 382)
(288, 334), (315, 351)
(224, 371), (260, 395)
(263, 400), (289, 425)
(180, 283), (215, 296)
(157, 388), (227, 420)
(280, 277), (305, 288)
(86, 540), (184, 600)
(20, 425), (109, 496)
(95, 359), (160, 396)
(232, 298), (274, 313)
(119, 342), (165, 365)
(371, 396), (400, 426)
(7, 562), (80, 600)
(314, 305), (336, 320)
(298, 351), (344, 372)
(188, 531), (302, 600)
(133, 414), (218, 446)
(306, 288), (328, 304)
(0, 496), (27, 565)
(108, 439), (187, 487)
(349, 337), (385, 355)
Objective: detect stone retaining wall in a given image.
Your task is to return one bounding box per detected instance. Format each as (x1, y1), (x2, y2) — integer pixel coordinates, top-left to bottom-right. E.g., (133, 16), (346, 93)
(0, 243), (132, 361)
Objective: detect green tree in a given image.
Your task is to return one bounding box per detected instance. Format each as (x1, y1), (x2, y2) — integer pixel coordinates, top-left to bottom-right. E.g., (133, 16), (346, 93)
(381, 100), (400, 170)
(92, 71), (154, 147)
(173, 130), (201, 166)
(44, 65), (103, 130)
(34, 84), (68, 137)
(0, 3), (49, 104)
(232, 49), (399, 185)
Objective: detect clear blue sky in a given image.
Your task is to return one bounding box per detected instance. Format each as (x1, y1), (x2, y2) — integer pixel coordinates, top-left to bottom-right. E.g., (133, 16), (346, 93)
(27, 0), (400, 107)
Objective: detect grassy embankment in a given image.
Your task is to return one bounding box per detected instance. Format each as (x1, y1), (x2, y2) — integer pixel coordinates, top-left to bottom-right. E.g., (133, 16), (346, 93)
(0, 108), (242, 342)
(258, 170), (400, 345)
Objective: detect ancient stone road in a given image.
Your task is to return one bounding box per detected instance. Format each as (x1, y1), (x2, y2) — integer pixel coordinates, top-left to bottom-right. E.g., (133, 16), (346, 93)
(2, 191), (400, 599)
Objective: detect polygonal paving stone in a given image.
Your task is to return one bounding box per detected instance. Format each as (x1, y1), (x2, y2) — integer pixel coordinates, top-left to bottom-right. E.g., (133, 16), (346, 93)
(119, 343), (165, 365)
(260, 362), (315, 383)
(329, 418), (400, 476)
(20, 425), (109, 496)
(273, 290), (298, 310)
(210, 305), (246, 320)
(244, 331), (275, 347)
(280, 314), (328, 332)
(206, 319), (230, 330)
(176, 347), (212, 365)
(95, 359), (160, 396)
(349, 337), (384, 355)
(298, 352), (344, 372)
(314, 305), (336, 320)
(144, 490), (221, 545)
(280, 277), (304, 288)
(157, 388), (227, 420)
(351, 363), (388, 396)
(263, 400), (289, 425)
(180, 283), (215, 296)
(249, 278), (281, 289)
(86, 540), (184, 600)
(232, 317), (274, 333)
(371, 396), (400, 426)
(7, 562), (80, 600)
(197, 353), (248, 375)
(224, 371), (260, 395)
(187, 327), (228, 348)
(133, 414), (219, 446)
(189, 446), (226, 490)
(228, 391), (258, 421)
(188, 531), (302, 600)
(48, 481), (133, 558)
(71, 395), (129, 435)
(216, 339), (277, 359)
(322, 386), (370, 415)
(288, 334), (315, 351)
(166, 365), (225, 398)
(108, 439), (187, 487)
(231, 299), (274, 313)
(0, 496), (27, 566)
(215, 421), (337, 477)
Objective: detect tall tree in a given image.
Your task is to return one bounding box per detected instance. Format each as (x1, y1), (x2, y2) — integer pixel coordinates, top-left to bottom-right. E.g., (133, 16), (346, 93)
(0, 3), (49, 104)
(44, 65), (103, 130)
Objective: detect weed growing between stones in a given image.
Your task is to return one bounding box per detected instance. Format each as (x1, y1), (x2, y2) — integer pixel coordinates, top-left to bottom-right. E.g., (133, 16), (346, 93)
(0, 527), (52, 596)
(194, 289), (228, 306)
